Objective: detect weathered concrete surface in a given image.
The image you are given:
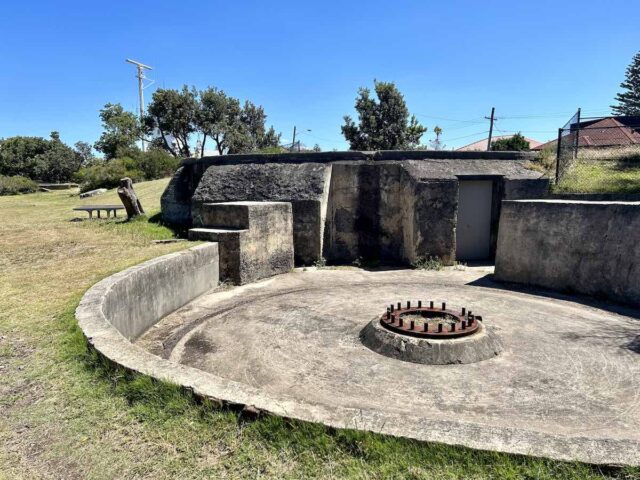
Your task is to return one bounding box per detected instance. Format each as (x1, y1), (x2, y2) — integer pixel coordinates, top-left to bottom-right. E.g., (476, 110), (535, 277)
(162, 151), (549, 266)
(83, 243), (219, 341)
(360, 319), (502, 364)
(191, 163), (330, 265)
(495, 200), (640, 305)
(133, 268), (640, 466)
(189, 201), (294, 285)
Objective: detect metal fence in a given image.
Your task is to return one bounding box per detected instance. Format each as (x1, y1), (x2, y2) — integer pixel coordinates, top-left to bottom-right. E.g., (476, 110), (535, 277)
(554, 111), (640, 192)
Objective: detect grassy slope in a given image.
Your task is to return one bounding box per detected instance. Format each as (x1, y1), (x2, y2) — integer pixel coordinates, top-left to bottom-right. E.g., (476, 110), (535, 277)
(0, 179), (638, 479)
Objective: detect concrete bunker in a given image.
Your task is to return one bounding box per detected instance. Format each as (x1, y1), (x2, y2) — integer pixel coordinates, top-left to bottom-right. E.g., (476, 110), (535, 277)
(162, 150), (549, 266)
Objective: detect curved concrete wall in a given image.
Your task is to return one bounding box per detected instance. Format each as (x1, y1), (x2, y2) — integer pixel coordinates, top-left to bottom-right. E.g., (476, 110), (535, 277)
(82, 244), (219, 341)
(495, 200), (640, 305)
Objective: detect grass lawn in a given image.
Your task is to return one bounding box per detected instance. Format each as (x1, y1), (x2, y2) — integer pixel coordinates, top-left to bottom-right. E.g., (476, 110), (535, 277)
(1, 179), (638, 479)
(554, 160), (640, 194)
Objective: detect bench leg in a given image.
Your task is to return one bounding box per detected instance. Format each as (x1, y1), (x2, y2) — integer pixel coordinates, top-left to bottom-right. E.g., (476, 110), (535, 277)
(89, 211), (93, 220)
(106, 210), (110, 218)
(114, 210), (117, 218)
(97, 210), (101, 219)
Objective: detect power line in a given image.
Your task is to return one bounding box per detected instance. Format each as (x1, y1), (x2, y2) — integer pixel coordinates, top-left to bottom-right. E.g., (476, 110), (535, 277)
(441, 130), (489, 142)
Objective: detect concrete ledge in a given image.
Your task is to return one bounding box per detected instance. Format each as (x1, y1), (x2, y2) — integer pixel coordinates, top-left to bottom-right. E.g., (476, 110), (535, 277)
(79, 243), (219, 341)
(495, 200), (640, 305)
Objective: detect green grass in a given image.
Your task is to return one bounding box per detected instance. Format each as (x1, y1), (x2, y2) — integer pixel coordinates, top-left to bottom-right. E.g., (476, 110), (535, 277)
(1, 179), (639, 479)
(554, 160), (640, 194)
(542, 146), (640, 194)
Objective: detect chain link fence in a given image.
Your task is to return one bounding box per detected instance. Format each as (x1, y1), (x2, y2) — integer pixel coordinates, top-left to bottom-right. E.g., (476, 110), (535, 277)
(554, 112), (640, 193)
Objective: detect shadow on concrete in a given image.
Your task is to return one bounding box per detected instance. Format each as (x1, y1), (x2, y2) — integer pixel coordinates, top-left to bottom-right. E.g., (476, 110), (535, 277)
(466, 273), (640, 321)
(467, 274), (640, 355)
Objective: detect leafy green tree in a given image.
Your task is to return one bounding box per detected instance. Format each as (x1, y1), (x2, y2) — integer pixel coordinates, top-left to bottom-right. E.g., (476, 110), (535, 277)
(612, 51), (640, 116)
(0, 132), (81, 181)
(74, 141), (96, 165)
(491, 133), (530, 151)
(94, 103), (142, 159)
(145, 86), (198, 157)
(341, 80), (427, 150)
(0, 135), (51, 178)
(196, 87), (281, 155)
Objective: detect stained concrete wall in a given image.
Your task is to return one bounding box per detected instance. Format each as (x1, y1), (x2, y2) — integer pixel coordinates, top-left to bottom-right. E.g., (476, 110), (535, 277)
(495, 200), (640, 305)
(189, 201), (294, 284)
(162, 151), (549, 266)
(101, 244), (219, 340)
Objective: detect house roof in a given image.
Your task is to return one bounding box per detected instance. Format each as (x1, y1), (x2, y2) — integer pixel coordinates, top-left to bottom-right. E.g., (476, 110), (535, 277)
(533, 116), (640, 150)
(456, 135), (542, 152)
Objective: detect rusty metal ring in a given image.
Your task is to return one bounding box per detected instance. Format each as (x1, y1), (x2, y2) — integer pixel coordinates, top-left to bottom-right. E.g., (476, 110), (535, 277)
(380, 301), (481, 339)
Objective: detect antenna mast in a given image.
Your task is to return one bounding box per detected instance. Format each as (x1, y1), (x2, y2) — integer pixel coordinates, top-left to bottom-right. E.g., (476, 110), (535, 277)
(125, 59), (153, 151)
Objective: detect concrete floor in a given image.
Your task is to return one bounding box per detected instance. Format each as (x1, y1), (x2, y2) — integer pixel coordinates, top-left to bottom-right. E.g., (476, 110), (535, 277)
(137, 267), (640, 464)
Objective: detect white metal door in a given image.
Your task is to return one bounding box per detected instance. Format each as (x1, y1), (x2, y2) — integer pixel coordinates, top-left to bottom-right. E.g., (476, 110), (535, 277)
(456, 180), (493, 261)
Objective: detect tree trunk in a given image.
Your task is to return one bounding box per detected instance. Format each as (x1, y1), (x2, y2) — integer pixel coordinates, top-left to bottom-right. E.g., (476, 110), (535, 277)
(117, 177), (145, 219)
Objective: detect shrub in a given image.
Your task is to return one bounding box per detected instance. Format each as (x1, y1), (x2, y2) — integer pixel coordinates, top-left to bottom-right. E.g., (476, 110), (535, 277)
(75, 158), (143, 193)
(135, 149), (180, 180)
(411, 256), (443, 271)
(491, 133), (530, 151)
(0, 175), (38, 196)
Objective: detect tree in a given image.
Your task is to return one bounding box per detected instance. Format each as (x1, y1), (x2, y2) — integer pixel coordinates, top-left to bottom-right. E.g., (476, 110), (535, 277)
(341, 80), (427, 150)
(429, 126), (445, 151)
(145, 86), (198, 157)
(612, 51), (640, 116)
(74, 141), (96, 165)
(196, 87), (281, 155)
(491, 133), (530, 151)
(94, 103), (142, 159)
(0, 132), (81, 182)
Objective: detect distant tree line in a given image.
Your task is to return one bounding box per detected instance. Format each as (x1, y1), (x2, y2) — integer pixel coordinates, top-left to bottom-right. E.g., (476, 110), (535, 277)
(0, 85), (283, 194)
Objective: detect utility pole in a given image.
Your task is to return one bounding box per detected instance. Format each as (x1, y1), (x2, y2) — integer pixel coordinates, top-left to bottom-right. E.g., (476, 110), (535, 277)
(126, 59), (153, 152)
(485, 107), (496, 151)
(291, 126), (297, 152)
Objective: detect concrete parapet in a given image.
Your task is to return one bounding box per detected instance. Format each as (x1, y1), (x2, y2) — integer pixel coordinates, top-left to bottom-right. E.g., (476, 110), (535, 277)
(495, 200), (640, 305)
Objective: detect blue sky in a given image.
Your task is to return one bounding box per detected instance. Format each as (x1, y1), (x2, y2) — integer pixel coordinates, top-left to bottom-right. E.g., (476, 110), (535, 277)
(1, 0), (639, 152)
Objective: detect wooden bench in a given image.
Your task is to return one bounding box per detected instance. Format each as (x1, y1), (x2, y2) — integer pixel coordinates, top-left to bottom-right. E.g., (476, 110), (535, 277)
(73, 205), (125, 220)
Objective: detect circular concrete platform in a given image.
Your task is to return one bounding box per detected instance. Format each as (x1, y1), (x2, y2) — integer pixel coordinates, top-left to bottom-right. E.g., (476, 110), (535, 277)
(136, 268), (640, 465)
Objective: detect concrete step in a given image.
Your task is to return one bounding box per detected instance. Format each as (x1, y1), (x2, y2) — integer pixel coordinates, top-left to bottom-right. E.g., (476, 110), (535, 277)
(188, 227), (247, 242)
(199, 201), (292, 230)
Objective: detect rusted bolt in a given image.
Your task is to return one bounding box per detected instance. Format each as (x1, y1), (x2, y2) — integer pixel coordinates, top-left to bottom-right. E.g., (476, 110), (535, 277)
(462, 307), (466, 316)
(390, 304), (394, 312)
(397, 302), (401, 310)
(418, 300), (422, 308)
(424, 323), (428, 332)
(430, 301), (434, 308)
(407, 300), (411, 309)
(399, 318), (403, 327)
(410, 320), (415, 330)
(451, 323), (456, 332)
(438, 323), (443, 333)
(387, 310), (391, 320)
(442, 302), (446, 310)
(461, 320), (467, 329)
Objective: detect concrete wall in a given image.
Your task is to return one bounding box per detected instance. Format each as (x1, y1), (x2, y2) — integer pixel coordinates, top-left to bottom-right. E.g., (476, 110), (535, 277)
(495, 200), (640, 305)
(162, 151), (549, 266)
(190, 201), (294, 284)
(100, 244), (219, 340)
